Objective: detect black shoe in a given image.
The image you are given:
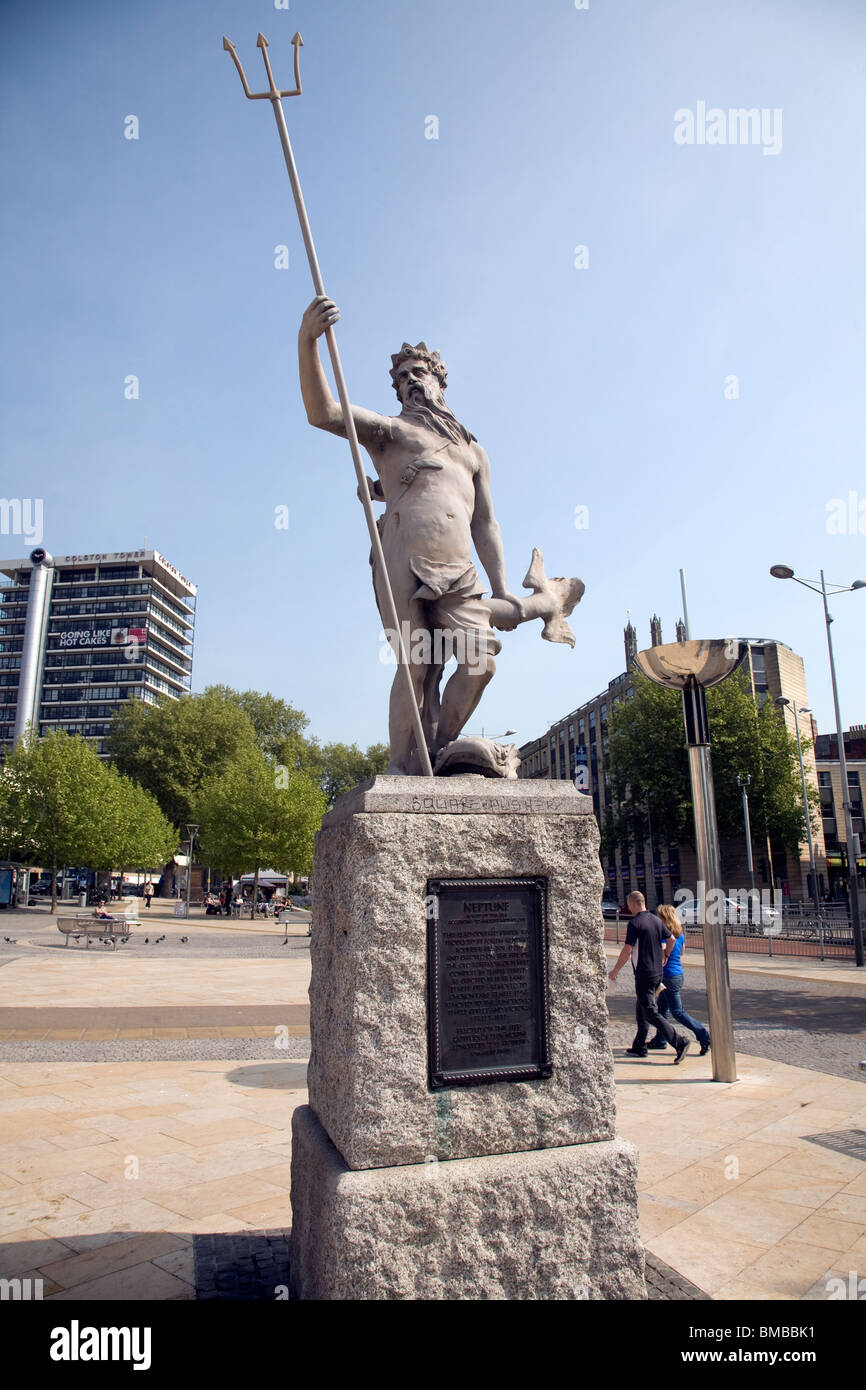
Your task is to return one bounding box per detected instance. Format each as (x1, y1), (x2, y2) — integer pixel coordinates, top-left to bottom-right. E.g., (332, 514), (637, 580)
(646, 1038), (668, 1050)
(674, 1037), (691, 1065)
(699, 1038), (711, 1057)
(625, 1046), (648, 1058)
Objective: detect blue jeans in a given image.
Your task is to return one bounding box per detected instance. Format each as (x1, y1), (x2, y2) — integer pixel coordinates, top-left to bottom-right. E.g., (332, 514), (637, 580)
(651, 975), (709, 1047)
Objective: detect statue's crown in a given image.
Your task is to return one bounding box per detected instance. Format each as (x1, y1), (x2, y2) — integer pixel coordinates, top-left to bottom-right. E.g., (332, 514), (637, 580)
(389, 341), (447, 395)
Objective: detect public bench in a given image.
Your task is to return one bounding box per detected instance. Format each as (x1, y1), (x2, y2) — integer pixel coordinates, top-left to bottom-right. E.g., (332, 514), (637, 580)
(56, 898), (139, 949)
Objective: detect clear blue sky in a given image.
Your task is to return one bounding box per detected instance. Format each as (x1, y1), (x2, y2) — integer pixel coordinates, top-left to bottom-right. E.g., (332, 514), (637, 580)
(2, 0), (864, 748)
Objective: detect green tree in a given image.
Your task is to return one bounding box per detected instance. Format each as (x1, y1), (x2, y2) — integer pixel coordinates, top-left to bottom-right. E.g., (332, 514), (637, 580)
(0, 761), (40, 865)
(303, 741), (390, 806)
(100, 768), (178, 883)
(206, 685), (311, 766)
(608, 672), (811, 872)
(1, 732), (116, 912)
(109, 686), (389, 832)
(212, 686), (390, 802)
(608, 678), (693, 850)
(108, 689), (258, 825)
(193, 748), (326, 905)
(0, 733), (180, 909)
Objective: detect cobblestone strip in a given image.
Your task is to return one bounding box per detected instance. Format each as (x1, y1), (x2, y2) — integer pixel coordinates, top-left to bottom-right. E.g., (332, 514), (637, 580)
(644, 1252), (711, 1301)
(194, 1230), (292, 1301)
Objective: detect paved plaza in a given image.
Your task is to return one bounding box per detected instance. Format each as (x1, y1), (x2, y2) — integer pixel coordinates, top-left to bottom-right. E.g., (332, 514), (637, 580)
(0, 905), (864, 1300)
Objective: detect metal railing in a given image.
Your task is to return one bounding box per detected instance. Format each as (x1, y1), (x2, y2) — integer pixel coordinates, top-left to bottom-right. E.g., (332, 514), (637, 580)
(605, 906), (856, 961)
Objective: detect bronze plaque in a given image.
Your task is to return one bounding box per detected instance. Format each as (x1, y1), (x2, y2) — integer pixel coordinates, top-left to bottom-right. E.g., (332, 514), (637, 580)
(426, 877), (551, 1089)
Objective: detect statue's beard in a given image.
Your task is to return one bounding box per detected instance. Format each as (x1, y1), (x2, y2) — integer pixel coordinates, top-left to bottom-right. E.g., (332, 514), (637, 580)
(400, 384), (476, 445)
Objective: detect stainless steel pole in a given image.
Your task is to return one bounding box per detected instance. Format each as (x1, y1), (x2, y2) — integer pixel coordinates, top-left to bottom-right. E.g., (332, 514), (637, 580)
(14, 552), (54, 743)
(738, 776), (755, 894)
(792, 706), (821, 917)
(683, 679), (737, 1082)
(688, 745), (737, 1081)
(185, 828), (196, 920)
(821, 571), (864, 966)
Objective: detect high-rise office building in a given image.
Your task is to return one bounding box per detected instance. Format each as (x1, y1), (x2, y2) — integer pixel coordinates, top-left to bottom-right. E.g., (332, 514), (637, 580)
(0, 548), (196, 756)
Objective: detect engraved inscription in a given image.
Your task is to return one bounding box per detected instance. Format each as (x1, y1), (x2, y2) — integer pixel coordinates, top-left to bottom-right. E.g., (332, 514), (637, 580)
(427, 878), (551, 1088)
(409, 796), (537, 814)
(410, 795), (468, 813)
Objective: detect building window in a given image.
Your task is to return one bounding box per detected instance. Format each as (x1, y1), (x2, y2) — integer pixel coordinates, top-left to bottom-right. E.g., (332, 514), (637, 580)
(751, 648), (767, 691)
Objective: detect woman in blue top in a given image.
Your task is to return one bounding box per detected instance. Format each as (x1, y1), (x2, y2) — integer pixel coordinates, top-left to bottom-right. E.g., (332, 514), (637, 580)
(646, 903), (711, 1055)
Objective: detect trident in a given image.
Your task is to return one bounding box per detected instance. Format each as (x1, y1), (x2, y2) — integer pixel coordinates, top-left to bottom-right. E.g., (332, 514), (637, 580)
(224, 33), (434, 777)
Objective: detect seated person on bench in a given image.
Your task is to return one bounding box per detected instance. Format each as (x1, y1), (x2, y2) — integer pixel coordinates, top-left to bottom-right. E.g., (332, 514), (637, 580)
(92, 900), (114, 920)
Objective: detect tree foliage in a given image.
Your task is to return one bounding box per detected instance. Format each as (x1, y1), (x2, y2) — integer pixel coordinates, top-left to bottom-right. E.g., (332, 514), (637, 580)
(205, 685), (311, 766)
(193, 748), (326, 896)
(0, 732), (177, 910)
(108, 689), (258, 825)
(607, 672), (813, 865)
(110, 685), (389, 816)
(300, 740), (390, 806)
(99, 769), (178, 875)
(210, 686), (389, 804)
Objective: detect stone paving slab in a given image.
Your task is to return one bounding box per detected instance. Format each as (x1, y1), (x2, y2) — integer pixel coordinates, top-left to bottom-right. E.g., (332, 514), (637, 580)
(0, 956), (312, 1008)
(0, 1005), (310, 1029)
(0, 940), (863, 1299)
(0, 1048), (864, 1300)
(0, 1039), (312, 1064)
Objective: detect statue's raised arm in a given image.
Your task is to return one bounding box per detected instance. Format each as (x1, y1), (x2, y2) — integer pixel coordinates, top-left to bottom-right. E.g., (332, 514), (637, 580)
(299, 296), (394, 446)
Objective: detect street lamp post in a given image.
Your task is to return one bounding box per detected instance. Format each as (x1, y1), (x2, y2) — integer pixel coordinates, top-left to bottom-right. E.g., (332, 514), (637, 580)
(774, 698), (822, 918)
(185, 823), (199, 920)
(736, 774), (755, 909)
(770, 566), (865, 967)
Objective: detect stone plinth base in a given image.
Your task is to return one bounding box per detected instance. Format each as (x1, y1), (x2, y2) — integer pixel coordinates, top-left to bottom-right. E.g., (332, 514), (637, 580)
(309, 775), (614, 1169)
(288, 1106), (646, 1301)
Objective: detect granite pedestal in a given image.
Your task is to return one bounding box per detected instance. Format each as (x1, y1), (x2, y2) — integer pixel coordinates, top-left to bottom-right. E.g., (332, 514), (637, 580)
(289, 775), (645, 1300)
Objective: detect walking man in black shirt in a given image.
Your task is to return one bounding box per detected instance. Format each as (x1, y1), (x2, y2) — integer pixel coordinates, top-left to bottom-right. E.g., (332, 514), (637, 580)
(608, 891), (690, 1064)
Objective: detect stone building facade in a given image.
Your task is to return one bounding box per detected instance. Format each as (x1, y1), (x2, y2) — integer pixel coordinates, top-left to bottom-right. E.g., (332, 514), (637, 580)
(815, 726), (866, 901)
(518, 619), (827, 907)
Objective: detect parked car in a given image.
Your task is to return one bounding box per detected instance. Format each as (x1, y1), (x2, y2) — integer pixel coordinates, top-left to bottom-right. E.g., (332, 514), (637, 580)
(30, 876), (63, 895)
(676, 896), (780, 928)
(601, 896), (620, 920)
